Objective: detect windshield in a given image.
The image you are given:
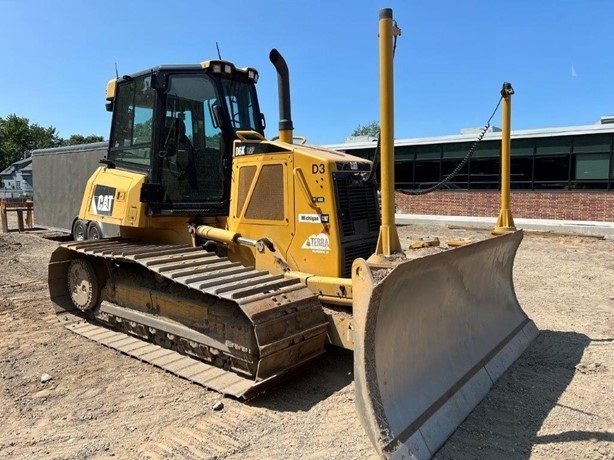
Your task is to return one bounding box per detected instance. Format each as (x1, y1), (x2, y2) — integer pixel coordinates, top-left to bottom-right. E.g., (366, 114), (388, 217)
(220, 78), (262, 133)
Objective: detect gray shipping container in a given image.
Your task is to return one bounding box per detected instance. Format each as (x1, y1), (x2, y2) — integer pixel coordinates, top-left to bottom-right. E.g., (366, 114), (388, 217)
(32, 142), (107, 233)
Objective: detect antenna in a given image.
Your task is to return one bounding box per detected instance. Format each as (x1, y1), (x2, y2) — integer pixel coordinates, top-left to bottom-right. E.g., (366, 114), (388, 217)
(114, 62), (119, 79)
(216, 42), (222, 60)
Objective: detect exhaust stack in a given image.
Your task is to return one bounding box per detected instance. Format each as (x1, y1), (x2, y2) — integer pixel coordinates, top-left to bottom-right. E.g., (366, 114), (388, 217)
(269, 49), (294, 144)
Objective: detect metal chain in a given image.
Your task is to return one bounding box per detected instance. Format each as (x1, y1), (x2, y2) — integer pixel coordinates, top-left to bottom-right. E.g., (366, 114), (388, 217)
(400, 95), (503, 195)
(365, 25), (504, 195)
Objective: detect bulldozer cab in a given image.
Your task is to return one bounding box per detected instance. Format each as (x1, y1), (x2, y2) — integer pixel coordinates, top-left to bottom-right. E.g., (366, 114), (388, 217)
(106, 63), (264, 216)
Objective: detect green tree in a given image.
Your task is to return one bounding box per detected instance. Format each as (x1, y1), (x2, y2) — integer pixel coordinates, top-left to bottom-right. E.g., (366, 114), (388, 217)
(351, 121), (380, 137)
(133, 118), (152, 140)
(0, 114), (62, 171)
(0, 114), (106, 172)
(62, 134), (105, 146)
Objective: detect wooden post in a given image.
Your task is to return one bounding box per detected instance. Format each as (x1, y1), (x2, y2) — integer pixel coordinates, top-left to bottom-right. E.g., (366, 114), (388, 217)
(0, 199), (8, 233)
(16, 209), (24, 232)
(25, 200), (33, 229)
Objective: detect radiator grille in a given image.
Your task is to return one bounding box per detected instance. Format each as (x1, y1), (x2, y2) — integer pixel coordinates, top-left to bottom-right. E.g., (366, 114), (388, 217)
(333, 173), (380, 238)
(333, 173), (380, 277)
(341, 240), (379, 278)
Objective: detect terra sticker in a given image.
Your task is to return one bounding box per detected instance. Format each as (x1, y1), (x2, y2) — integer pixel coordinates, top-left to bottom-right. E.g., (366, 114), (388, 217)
(301, 233), (330, 252)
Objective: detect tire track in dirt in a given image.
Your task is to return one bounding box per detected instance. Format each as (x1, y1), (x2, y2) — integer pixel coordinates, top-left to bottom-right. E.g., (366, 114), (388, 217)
(141, 416), (245, 459)
(139, 396), (296, 459)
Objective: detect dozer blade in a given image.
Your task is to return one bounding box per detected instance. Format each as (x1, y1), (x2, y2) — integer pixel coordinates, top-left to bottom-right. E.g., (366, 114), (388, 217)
(352, 230), (538, 459)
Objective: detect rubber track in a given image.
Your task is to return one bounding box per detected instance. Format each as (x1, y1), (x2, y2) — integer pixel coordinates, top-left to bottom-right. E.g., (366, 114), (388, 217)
(51, 238), (329, 399)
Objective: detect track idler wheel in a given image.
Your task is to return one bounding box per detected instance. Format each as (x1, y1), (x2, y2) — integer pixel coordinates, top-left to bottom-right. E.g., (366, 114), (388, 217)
(67, 259), (100, 311)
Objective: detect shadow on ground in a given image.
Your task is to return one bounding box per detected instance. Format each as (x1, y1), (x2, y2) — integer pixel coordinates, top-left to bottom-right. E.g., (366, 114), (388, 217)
(250, 329), (612, 458)
(434, 330), (612, 459)
(248, 347), (354, 412)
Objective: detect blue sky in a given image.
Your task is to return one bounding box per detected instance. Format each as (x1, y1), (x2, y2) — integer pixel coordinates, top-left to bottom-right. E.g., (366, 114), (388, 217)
(1, 0), (612, 145)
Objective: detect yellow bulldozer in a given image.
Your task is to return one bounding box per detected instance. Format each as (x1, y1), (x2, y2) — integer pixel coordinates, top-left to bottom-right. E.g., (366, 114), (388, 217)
(48, 9), (537, 459)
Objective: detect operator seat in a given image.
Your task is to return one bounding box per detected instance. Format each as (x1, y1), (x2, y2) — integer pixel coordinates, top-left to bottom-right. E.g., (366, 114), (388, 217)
(161, 117), (197, 200)
(164, 117), (194, 157)
(175, 118), (194, 155)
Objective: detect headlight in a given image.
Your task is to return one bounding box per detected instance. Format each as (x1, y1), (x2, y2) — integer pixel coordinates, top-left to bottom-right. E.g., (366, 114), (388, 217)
(248, 69), (258, 83)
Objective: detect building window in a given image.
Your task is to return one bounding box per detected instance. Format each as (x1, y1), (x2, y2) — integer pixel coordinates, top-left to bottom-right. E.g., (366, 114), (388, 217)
(569, 153), (609, 189)
(535, 136), (571, 156)
(469, 158), (499, 189)
(533, 155), (569, 189)
(338, 131), (613, 191)
(573, 134), (610, 154)
(575, 154), (609, 180)
(441, 159), (468, 188)
(395, 161), (414, 188)
(414, 144), (440, 184)
(510, 157), (533, 189)
(570, 134), (611, 189)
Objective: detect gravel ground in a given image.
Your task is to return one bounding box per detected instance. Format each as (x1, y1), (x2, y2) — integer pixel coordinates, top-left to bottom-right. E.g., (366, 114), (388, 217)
(0, 216), (612, 459)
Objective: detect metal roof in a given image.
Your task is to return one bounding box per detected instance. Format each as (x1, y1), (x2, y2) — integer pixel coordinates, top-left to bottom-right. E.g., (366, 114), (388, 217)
(31, 141), (108, 156)
(326, 121), (614, 151)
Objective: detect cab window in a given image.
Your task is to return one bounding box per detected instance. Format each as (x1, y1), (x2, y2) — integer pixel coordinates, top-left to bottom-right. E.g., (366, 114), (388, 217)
(158, 74), (225, 204)
(221, 78), (262, 133)
(109, 74), (155, 167)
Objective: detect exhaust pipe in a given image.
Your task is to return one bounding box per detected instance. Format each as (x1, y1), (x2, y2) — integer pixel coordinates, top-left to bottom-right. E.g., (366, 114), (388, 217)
(269, 49), (294, 144)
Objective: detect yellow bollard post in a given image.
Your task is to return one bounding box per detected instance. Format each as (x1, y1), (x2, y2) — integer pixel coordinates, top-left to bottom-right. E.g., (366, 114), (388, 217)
(372, 8), (403, 257)
(493, 82), (517, 234)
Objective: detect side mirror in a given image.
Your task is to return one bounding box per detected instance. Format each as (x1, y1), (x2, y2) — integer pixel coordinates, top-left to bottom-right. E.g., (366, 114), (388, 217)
(150, 73), (166, 90)
(212, 104), (225, 128)
(105, 102), (114, 112)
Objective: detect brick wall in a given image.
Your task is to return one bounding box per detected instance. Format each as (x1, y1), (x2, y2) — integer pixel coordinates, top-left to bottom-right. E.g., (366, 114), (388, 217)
(395, 191), (614, 222)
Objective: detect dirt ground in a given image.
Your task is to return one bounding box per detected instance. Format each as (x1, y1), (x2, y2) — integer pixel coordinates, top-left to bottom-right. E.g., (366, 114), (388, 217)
(0, 214), (613, 460)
